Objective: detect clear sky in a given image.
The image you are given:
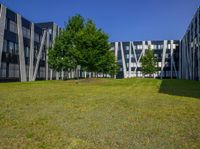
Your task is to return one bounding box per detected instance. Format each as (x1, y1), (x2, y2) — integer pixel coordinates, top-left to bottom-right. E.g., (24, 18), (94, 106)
(0, 0), (200, 41)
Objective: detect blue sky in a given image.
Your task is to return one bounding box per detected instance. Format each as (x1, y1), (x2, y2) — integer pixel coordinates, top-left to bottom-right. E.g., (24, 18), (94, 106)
(0, 0), (199, 41)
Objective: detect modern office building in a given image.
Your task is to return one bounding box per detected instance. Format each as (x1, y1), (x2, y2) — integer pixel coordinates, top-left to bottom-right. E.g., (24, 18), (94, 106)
(180, 7), (200, 81)
(0, 3), (199, 81)
(111, 40), (180, 78)
(0, 4), (62, 82)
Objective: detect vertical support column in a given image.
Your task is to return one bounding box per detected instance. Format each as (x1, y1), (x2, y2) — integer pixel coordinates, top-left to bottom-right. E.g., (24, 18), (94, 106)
(142, 41), (146, 77)
(170, 40), (173, 78)
(0, 5), (6, 69)
(32, 31), (46, 81)
(161, 40), (167, 79)
(128, 42), (132, 78)
(56, 25), (60, 80)
(185, 37), (189, 80)
(142, 41), (146, 56)
(179, 40), (182, 79)
(50, 24), (57, 80)
(17, 14), (27, 82)
(114, 42), (118, 79)
(147, 41), (153, 77)
(189, 24), (192, 80)
(56, 72), (59, 80)
(120, 42), (127, 78)
(61, 69), (64, 80)
(29, 23), (34, 81)
(197, 8), (200, 80)
(184, 38), (188, 79)
(46, 32), (50, 80)
(131, 42), (137, 76)
(89, 72), (91, 78)
(50, 70), (53, 80)
(192, 20), (195, 80)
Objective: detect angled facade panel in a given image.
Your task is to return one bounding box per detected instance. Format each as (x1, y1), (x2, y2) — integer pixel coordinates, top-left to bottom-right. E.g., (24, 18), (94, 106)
(46, 32), (50, 80)
(180, 7), (200, 81)
(29, 23), (34, 81)
(17, 14), (27, 82)
(120, 42), (127, 78)
(111, 40), (180, 79)
(0, 5), (6, 69)
(32, 31), (46, 81)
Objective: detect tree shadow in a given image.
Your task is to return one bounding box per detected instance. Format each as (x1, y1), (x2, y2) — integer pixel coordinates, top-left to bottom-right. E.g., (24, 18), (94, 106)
(159, 79), (200, 99)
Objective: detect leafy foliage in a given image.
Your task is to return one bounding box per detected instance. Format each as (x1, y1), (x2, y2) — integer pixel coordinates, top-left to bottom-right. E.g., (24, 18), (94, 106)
(141, 47), (158, 76)
(48, 15), (118, 76)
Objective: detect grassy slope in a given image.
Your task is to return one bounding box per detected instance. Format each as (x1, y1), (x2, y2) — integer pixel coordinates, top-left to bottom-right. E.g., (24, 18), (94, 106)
(0, 78), (200, 148)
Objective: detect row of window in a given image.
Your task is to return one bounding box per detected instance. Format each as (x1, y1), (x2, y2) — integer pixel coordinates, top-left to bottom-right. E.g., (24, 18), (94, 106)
(5, 19), (41, 42)
(3, 40), (18, 54)
(123, 44), (176, 51)
(125, 53), (173, 59)
(0, 63), (46, 78)
(126, 61), (172, 68)
(3, 40), (46, 60)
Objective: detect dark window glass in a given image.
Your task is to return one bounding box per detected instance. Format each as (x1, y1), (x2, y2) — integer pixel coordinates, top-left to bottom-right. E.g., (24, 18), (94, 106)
(34, 33), (40, 42)
(15, 43), (18, 54)
(3, 40), (7, 52)
(25, 46), (30, 57)
(22, 27), (30, 39)
(8, 41), (15, 54)
(9, 20), (17, 33)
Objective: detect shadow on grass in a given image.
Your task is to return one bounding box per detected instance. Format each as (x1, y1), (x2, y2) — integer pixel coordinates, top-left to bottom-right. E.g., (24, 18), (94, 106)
(159, 79), (200, 99)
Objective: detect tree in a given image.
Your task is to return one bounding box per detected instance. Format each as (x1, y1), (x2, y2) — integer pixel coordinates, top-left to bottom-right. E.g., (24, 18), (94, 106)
(48, 15), (85, 77)
(141, 47), (158, 77)
(76, 19), (118, 76)
(48, 14), (118, 79)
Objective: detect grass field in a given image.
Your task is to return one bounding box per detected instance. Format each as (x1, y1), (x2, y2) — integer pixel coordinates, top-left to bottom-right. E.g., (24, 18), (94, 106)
(0, 78), (200, 148)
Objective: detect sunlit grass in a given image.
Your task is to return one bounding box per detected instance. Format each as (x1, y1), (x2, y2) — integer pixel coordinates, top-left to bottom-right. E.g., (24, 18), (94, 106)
(0, 78), (200, 148)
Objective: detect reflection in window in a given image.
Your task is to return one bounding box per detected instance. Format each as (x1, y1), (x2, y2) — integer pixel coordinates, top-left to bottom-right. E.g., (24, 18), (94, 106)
(8, 41), (15, 54)
(34, 33), (40, 42)
(15, 43), (18, 54)
(9, 20), (17, 33)
(22, 27), (31, 39)
(3, 40), (7, 52)
(25, 46), (30, 57)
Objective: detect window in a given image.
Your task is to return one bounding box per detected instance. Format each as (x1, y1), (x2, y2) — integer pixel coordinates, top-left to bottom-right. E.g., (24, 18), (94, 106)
(15, 43), (18, 54)
(137, 45), (142, 50)
(3, 40), (7, 52)
(42, 50), (45, 60)
(25, 46), (30, 57)
(118, 59), (122, 63)
(158, 62), (162, 67)
(8, 41), (15, 54)
(48, 29), (52, 34)
(154, 54), (158, 57)
(5, 19), (8, 30)
(126, 46), (129, 51)
(34, 33), (40, 42)
(22, 27), (30, 39)
(152, 45), (157, 49)
(167, 44), (171, 49)
(9, 20), (17, 33)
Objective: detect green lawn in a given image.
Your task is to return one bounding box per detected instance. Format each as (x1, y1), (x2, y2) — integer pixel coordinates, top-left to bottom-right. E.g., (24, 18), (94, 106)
(0, 78), (200, 148)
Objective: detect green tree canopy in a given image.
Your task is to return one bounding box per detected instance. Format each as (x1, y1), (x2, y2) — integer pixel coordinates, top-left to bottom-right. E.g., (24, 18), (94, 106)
(48, 14), (118, 77)
(141, 47), (158, 77)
